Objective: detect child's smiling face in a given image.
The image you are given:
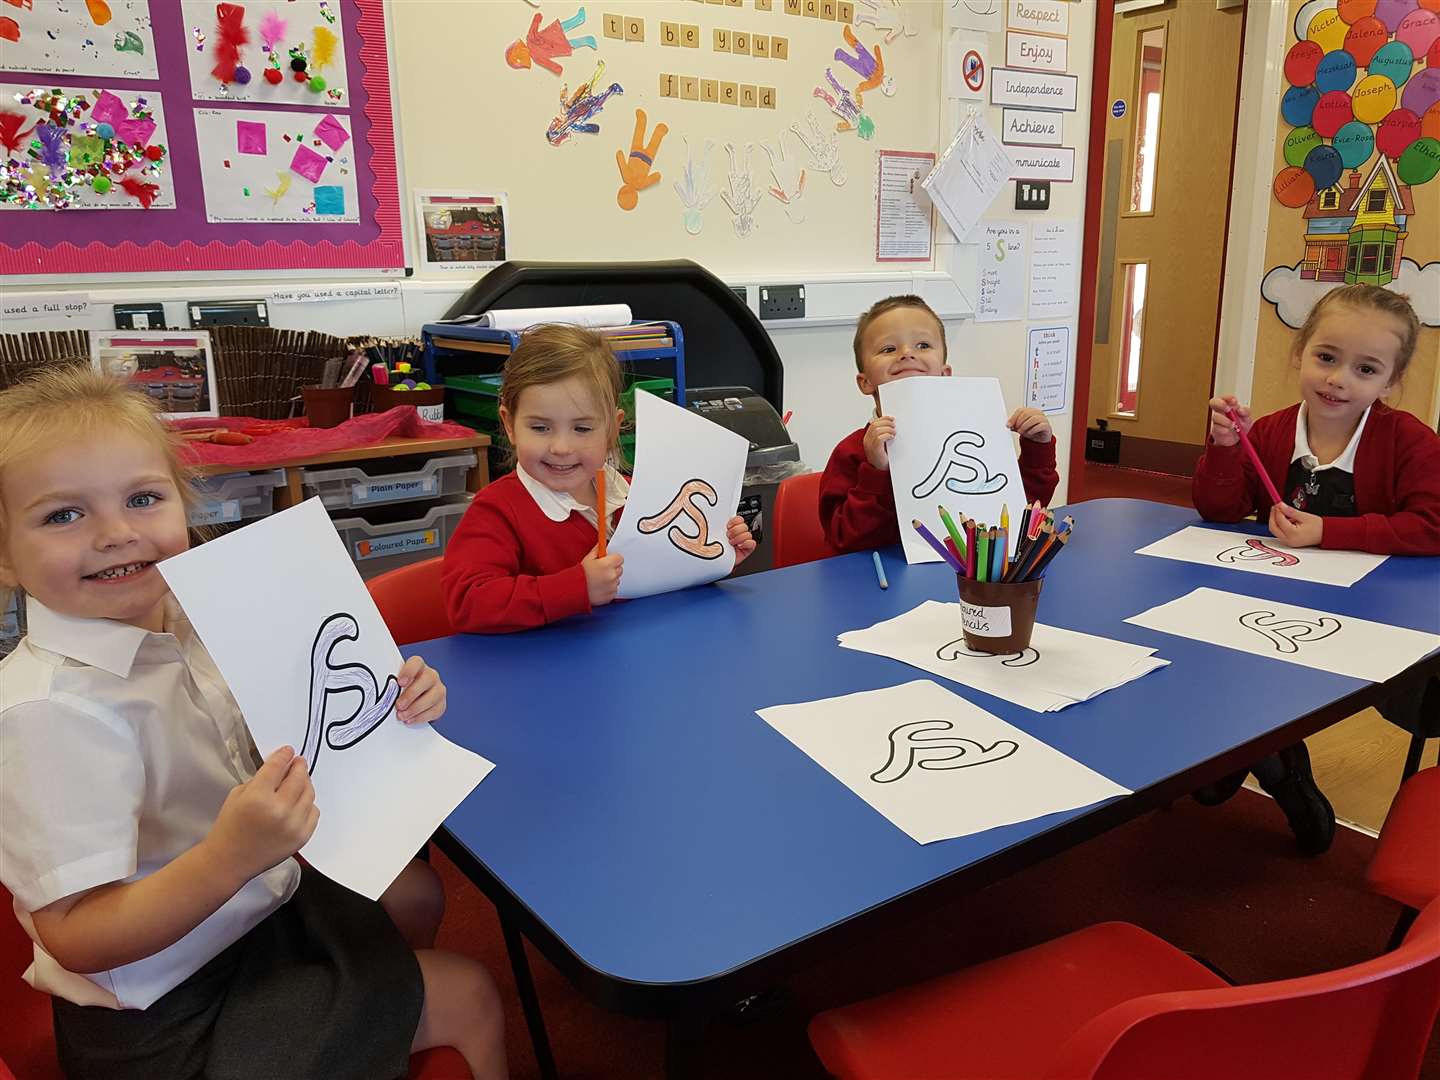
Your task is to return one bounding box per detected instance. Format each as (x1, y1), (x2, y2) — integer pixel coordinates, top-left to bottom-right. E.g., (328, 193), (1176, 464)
(501, 376), (621, 499)
(856, 306), (950, 399)
(1294, 307), (1403, 432)
(0, 429), (190, 632)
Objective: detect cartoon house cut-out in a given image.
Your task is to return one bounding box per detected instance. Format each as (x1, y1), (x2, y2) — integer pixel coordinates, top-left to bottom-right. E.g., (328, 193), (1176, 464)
(1300, 156), (1413, 286)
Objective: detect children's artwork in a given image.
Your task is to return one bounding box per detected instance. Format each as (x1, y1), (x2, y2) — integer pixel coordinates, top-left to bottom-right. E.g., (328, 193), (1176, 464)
(815, 68), (875, 140)
(616, 108), (666, 211)
(756, 680), (1131, 844)
(193, 107), (359, 223)
(505, 5), (595, 75)
(91, 329), (218, 419)
(838, 601), (1169, 712)
(946, 0), (1003, 34)
(1135, 525), (1388, 588)
(0, 84), (172, 211)
(0, 0), (158, 80)
(157, 499), (495, 901)
(610, 390), (748, 599)
(789, 111), (849, 186)
(672, 136), (717, 235)
(879, 376), (1018, 565)
(835, 25), (894, 105)
(182, 0), (349, 105)
(721, 141), (764, 239)
(546, 60), (622, 146)
(414, 190), (508, 272)
(855, 0), (920, 44)
(1125, 586), (1440, 684)
(762, 136), (807, 224)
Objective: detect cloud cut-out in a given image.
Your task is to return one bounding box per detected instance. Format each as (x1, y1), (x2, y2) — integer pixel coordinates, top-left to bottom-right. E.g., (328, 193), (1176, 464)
(1261, 259), (1440, 329)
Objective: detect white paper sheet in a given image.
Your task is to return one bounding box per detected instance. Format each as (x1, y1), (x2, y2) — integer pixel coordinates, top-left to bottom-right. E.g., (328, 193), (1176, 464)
(1135, 525), (1388, 588)
(921, 113), (1014, 243)
(0, 1), (158, 80)
(977, 221), (1027, 322)
(1029, 220), (1079, 319)
(183, 0), (350, 105)
(611, 390), (748, 599)
(454, 304), (633, 330)
(945, 0), (1004, 34)
(880, 376), (1019, 566)
(758, 680), (1131, 844)
(159, 499), (494, 900)
(839, 601), (1169, 712)
(875, 150), (935, 262)
(1125, 587), (1440, 684)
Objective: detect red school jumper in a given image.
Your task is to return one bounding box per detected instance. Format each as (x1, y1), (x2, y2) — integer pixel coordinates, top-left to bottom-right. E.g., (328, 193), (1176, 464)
(1192, 401), (1440, 555)
(443, 471), (618, 633)
(818, 425), (1060, 554)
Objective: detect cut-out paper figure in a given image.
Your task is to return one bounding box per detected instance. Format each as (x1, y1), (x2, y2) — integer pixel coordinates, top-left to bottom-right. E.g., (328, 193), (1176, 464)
(506, 6), (597, 76)
(546, 60), (622, 146)
(637, 479), (724, 559)
(789, 112), (848, 186)
(856, 0), (917, 43)
(720, 141), (764, 239)
(672, 136), (717, 235)
(815, 69), (875, 140)
(762, 137), (807, 224)
(870, 719), (1018, 784)
(911, 430), (1008, 499)
(303, 613), (401, 776)
(937, 638), (1039, 667)
(1217, 538), (1302, 568)
(835, 24), (894, 104)
(1238, 610), (1342, 654)
(616, 107), (667, 211)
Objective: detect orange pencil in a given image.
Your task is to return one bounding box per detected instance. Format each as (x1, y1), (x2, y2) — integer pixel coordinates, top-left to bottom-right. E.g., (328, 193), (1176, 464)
(596, 469), (607, 557)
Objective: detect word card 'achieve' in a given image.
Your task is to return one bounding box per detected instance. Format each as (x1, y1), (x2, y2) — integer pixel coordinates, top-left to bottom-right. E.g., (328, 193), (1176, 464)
(159, 498), (494, 900)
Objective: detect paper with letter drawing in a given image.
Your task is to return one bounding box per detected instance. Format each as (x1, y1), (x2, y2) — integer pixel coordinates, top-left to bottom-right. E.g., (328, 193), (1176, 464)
(757, 680), (1131, 844)
(1125, 587), (1440, 684)
(0, 0), (158, 80)
(1135, 526), (1387, 589)
(182, 0), (349, 105)
(945, 0), (1004, 34)
(921, 112), (1013, 243)
(839, 601), (1169, 712)
(610, 391), (748, 599)
(880, 376), (1019, 566)
(158, 499), (494, 900)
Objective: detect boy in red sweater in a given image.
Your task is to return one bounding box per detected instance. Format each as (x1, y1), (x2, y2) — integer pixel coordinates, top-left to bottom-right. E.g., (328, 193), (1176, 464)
(443, 325), (755, 633)
(1192, 284), (1440, 854)
(819, 295), (1060, 552)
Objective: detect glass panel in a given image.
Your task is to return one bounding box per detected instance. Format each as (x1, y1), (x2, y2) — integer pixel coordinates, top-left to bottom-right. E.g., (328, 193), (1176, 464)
(1128, 27), (1166, 213)
(1115, 262), (1148, 417)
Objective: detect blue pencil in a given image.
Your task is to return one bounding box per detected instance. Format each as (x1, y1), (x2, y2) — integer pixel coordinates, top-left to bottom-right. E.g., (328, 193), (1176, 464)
(872, 550), (889, 589)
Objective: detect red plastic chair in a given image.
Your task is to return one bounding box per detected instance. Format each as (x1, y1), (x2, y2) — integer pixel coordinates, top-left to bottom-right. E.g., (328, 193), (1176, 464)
(1367, 765), (1440, 949)
(772, 471), (840, 569)
(366, 556), (455, 646)
(808, 898), (1440, 1080)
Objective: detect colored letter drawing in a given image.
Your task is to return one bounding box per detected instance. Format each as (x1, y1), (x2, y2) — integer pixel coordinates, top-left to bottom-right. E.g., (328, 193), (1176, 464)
(911, 430), (1008, 499)
(636, 478), (724, 559)
(304, 612), (400, 774)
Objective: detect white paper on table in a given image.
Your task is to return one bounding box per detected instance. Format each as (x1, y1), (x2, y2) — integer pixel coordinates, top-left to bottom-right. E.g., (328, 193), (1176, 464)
(158, 499), (494, 900)
(1135, 526), (1388, 588)
(442, 304), (633, 330)
(1125, 587), (1440, 684)
(839, 601), (1169, 712)
(880, 376), (1019, 565)
(611, 390), (748, 599)
(921, 113), (1014, 243)
(758, 680), (1131, 844)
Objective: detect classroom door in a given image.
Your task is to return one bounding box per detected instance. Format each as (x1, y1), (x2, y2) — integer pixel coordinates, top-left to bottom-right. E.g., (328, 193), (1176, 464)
(1085, 0), (1245, 474)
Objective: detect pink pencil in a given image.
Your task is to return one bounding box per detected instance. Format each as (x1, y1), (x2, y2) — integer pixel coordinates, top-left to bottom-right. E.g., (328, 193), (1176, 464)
(1225, 406), (1284, 507)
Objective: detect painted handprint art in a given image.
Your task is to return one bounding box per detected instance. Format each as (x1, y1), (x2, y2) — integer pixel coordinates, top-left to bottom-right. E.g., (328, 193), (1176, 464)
(870, 719), (1018, 784)
(1217, 538), (1301, 568)
(303, 613), (401, 776)
(637, 478), (724, 559)
(912, 430), (1008, 499)
(1238, 610), (1342, 654)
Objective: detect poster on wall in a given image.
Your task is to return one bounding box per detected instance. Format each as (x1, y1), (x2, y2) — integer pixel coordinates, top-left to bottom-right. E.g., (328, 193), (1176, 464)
(976, 221), (1027, 322)
(1024, 324), (1070, 414)
(0, 0), (159, 80)
(1265, 0), (1440, 329)
(413, 190), (509, 272)
(0, 84), (174, 211)
(182, 0), (350, 105)
(194, 107), (359, 224)
(875, 150), (935, 262)
(91, 329), (219, 420)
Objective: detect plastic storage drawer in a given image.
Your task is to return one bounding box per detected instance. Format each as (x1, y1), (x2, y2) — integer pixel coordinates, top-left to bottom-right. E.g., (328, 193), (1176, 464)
(188, 470), (287, 527)
(301, 452), (476, 511)
(329, 499), (472, 579)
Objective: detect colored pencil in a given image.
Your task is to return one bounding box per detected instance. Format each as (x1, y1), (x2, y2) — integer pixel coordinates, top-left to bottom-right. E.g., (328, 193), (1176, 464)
(944, 537), (961, 561)
(1000, 509), (1010, 582)
(937, 504), (968, 561)
(1013, 521), (1055, 581)
(976, 527), (990, 582)
(1017, 501), (1034, 546)
(596, 469), (607, 557)
(1226, 406), (1285, 506)
(872, 550), (889, 589)
(964, 520), (976, 579)
(1030, 530), (1072, 578)
(912, 519), (965, 572)
(989, 528), (1003, 582)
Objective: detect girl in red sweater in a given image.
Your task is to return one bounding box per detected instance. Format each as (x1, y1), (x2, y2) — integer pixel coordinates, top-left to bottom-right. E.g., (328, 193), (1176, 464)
(443, 324), (755, 633)
(1191, 284), (1439, 854)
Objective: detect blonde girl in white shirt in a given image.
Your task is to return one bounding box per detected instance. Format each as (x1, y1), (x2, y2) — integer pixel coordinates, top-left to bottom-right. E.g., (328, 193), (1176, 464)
(0, 367), (507, 1080)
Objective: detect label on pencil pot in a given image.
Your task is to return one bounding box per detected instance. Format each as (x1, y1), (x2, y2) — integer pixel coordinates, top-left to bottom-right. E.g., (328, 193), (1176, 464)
(961, 601), (1012, 638)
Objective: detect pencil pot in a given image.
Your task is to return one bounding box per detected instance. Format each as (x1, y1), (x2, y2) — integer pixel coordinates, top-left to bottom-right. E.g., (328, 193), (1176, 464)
(955, 577), (1044, 654)
(300, 385), (355, 429)
(370, 385), (445, 423)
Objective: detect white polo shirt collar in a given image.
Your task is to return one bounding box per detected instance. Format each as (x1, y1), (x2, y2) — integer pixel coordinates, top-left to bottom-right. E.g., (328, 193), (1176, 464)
(1292, 402), (1370, 473)
(24, 596), (187, 679)
(516, 461), (630, 531)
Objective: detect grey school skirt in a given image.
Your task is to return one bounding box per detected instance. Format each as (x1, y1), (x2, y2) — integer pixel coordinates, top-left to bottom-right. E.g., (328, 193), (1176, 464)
(51, 868), (424, 1080)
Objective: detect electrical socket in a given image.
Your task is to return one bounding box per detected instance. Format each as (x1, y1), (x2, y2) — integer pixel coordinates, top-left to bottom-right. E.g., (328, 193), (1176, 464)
(759, 284), (805, 320)
(114, 302), (166, 330)
(729, 285), (748, 307)
(188, 299), (268, 327)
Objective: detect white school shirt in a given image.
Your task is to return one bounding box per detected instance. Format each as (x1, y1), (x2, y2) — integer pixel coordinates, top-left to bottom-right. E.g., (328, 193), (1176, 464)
(0, 598), (299, 1009)
(1292, 401), (1371, 472)
(516, 461), (630, 534)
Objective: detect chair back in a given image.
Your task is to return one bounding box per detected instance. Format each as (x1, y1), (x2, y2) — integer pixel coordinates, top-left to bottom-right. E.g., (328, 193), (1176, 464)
(0, 885), (62, 1080)
(366, 557), (454, 646)
(772, 472), (839, 569)
(1046, 897), (1440, 1080)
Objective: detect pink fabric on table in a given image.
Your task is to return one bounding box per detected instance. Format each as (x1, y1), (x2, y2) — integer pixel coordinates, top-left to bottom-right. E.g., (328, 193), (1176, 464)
(173, 407), (481, 469)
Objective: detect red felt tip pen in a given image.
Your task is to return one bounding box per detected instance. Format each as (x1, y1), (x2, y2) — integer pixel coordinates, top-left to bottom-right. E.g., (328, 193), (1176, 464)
(1225, 406), (1284, 506)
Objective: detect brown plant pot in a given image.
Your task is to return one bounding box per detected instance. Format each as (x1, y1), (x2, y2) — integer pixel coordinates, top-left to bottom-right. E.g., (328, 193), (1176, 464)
(370, 385), (445, 423)
(301, 385), (355, 429)
(955, 576), (1044, 654)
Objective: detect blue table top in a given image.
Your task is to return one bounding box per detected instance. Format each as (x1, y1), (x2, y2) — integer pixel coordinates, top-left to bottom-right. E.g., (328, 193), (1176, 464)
(416, 498), (1440, 990)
